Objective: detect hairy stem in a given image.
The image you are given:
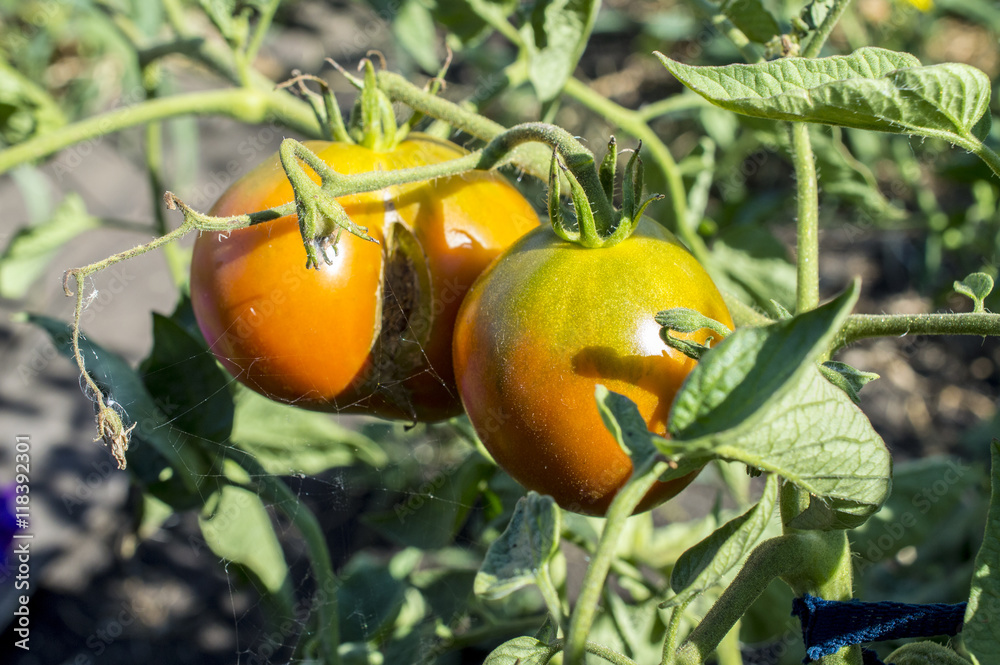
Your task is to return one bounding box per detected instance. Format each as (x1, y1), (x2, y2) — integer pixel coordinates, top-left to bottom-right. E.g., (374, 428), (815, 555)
(0, 88), (320, 175)
(802, 0), (855, 59)
(970, 142), (1000, 181)
(791, 123), (820, 314)
(673, 534), (807, 665)
(685, 0), (765, 64)
(565, 461), (669, 665)
(377, 70), (556, 182)
(833, 311), (1000, 351)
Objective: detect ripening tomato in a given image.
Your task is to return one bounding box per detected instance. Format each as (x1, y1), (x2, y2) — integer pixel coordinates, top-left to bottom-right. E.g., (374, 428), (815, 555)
(452, 221), (733, 515)
(190, 135), (539, 420)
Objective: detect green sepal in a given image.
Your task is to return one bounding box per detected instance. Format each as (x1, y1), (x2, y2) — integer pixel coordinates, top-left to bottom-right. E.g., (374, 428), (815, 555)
(599, 136), (617, 201)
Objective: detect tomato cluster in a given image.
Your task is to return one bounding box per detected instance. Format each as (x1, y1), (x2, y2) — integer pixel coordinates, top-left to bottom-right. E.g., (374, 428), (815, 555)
(191, 137), (731, 515)
(190, 136), (539, 421)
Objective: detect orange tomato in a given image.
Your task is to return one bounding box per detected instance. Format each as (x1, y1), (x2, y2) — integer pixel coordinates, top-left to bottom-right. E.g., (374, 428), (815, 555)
(190, 135), (539, 420)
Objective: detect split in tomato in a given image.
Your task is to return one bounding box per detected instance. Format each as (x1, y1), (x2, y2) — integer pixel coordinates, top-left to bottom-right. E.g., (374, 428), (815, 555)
(190, 135), (540, 421)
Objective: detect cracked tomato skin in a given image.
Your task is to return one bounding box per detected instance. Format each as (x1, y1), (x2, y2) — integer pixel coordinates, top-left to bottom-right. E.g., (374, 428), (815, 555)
(190, 135), (539, 421)
(452, 221), (733, 515)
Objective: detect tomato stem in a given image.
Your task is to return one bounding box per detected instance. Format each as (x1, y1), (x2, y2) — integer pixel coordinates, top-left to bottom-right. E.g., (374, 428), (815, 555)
(671, 534), (809, 665)
(791, 122), (821, 314)
(831, 311), (1000, 351)
(564, 460), (670, 665)
(0, 88), (322, 175)
(801, 0), (855, 59)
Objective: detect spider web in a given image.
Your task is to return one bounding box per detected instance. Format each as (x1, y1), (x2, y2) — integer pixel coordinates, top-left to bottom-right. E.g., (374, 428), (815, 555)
(72, 271), (497, 665)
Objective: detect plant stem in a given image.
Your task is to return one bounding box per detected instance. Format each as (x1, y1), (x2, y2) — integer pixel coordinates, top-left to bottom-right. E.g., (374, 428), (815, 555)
(971, 142), (1000, 181)
(245, 0), (281, 68)
(537, 565), (567, 637)
(672, 535), (807, 665)
(142, 73), (188, 288)
(832, 312), (1000, 350)
(660, 598), (695, 665)
(791, 122), (820, 314)
(778, 530), (860, 665)
(377, 71), (554, 182)
(564, 461), (668, 665)
(0, 88), (321, 175)
(802, 0), (855, 59)
(549, 639), (642, 665)
(231, 450), (341, 665)
(378, 71), (506, 143)
(637, 93), (710, 122)
(685, 0), (764, 64)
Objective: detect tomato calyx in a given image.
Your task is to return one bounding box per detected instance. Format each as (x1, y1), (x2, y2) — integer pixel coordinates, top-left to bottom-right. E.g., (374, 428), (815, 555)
(548, 136), (664, 249)
(335, 57), (406, 152)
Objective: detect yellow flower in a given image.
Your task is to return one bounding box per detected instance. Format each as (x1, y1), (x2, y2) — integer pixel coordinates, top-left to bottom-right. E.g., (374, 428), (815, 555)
(902, 0), (932, 10)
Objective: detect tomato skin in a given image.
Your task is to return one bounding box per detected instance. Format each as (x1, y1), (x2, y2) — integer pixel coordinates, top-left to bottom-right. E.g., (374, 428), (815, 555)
(452, 221), (733, 515)
(190, 136), (539, 420)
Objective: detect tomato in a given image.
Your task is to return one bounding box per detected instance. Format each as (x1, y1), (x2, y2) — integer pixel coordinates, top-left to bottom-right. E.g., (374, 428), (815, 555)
(452, 221), (733, 515)
(190, 135), (539, 420)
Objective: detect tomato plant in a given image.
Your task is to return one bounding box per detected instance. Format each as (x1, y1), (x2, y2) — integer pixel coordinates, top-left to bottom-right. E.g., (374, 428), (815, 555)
(9, 1), (1000, 665)
(454, 220), (733, 515)
(190, 136), (539, 421)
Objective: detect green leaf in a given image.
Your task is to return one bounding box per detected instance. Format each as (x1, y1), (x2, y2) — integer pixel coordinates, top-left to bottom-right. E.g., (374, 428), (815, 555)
(418, 0), (520, 50)
(707, 225), (797, 315)
(524, 0), (600, 102)
(851, 456), (981, 566)
(667, 474), (779, 604)
(954, 273), (994, 314)
(198, 0), (251, 44)
(412, 565), (477, 624)
(337, 552), (408, 643)
(797, 0), (836, 31)
(28, 315), (209, 509)
(230, 385), (386, 475)
(964, 440), (1000, 664)
(199, 482), (292, 598)
(474, 492), (561, 600)
(394, 0), (441, 73)
(595, 385), (659, 471)
(0, 194), (100, 299)
(669, 283), (858, 437)
(724, 0), (779, 44)
(140, 313), (235, 444)
(886, 641), (973, 665)
(722, 366), (889, 530)
(664, 284), (891, 529)
(0, 58), (66, 146)
(363, 452), (495, 549)
(819, 361), (879, 404)
(657, 47), (993, 145)
(483, 636), (554, 665)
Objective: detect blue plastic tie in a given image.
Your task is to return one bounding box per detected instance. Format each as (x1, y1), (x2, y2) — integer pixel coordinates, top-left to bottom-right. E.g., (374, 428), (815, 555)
(791, 593), (966, 662)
